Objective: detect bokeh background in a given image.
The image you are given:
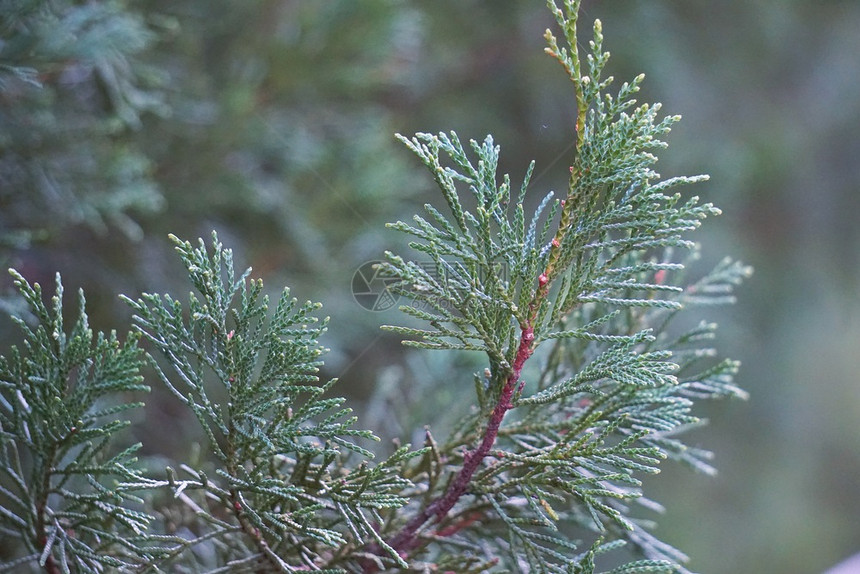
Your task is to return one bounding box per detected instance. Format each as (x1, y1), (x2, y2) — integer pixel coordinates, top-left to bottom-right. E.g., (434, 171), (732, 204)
(2, 1), (859, 572)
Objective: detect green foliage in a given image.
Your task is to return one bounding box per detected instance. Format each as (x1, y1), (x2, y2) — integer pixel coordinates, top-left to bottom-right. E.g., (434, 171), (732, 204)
(0, 271), (152, 571)
(374, 1), (752, 571)
(0, 1), (750, 572)
(121, 234), (423, 571)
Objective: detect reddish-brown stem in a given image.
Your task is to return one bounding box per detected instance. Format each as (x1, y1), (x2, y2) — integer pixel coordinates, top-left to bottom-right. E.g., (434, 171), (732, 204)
(360, 197), (577, 569)
(361, 10), (589, 564)
(435, 511), (484, 537)
(372, 324), (535, 565)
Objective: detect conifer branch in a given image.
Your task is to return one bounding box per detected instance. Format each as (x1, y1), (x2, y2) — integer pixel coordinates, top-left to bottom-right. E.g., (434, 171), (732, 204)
(383, 325), (536, 559)
(374, 1), (750, 571)
(543, 0), (588, 286)
(0, 270), (157, 572)
(0, 1), (749, 572)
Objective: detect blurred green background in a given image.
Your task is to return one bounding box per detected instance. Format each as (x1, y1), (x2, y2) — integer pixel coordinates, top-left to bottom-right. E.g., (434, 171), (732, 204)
(2, 1), (859, 572)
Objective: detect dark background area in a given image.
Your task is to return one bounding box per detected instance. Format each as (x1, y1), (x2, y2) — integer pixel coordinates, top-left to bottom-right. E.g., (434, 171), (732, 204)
(2, 1), (859, 572)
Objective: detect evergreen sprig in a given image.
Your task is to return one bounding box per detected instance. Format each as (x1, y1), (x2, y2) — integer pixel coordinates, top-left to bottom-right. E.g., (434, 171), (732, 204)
(372, 0), (751, 571)
(122, 233), (423, 572)
(0, 271), (152, 572)
(0, 1), (749, 572)
(383, 131), (540, 370)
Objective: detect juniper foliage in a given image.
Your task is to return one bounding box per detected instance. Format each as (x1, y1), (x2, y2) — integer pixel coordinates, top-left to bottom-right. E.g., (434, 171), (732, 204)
(0, 1), (749, 572)
(121, 234), (423, 572)
(376, 1), (750, 570)
(0, 272), (152, 572)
